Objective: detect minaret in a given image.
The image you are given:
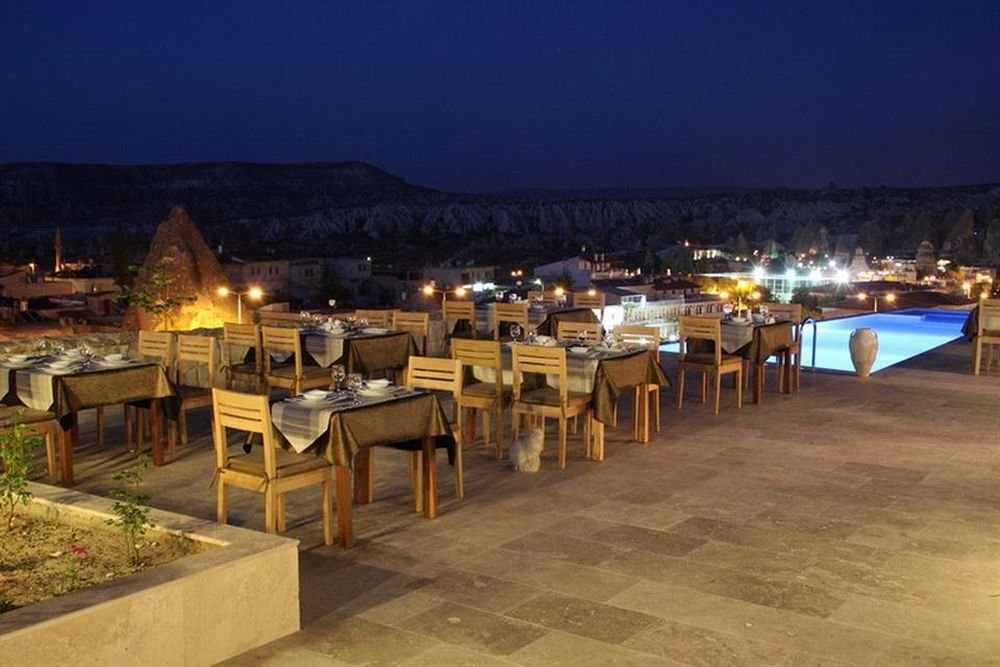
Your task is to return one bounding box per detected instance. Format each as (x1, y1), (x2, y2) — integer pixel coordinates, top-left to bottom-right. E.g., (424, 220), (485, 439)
(54, 228), (63, 273)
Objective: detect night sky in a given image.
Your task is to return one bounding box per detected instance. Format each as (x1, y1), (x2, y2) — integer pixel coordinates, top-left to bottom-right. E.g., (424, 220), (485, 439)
(2, 0), (998, 192)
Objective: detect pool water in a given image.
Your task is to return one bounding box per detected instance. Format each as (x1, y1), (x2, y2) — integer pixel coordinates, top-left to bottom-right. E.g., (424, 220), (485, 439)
(799, 308), (968, 373)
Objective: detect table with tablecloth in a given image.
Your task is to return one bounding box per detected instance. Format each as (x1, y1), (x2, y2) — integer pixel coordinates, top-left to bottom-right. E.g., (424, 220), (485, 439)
(472, 344), (668, 455)
(270, 390), (455, 547)
(4, 361), (177, 485)
(533, 307), (602, 337)
(720, 320), (795, 403)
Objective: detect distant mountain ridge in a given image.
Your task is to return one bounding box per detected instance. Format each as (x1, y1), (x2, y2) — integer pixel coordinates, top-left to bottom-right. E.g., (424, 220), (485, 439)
(1, 161), (998, 268)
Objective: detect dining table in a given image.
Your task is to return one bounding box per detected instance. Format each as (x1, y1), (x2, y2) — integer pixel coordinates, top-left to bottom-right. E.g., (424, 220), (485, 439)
(718, 319), (795, 404)
(270, 387), (455, 548)
(0, 355), (178, 485)
(532, 306), (602, 337)
(262, 326), (417, 377)
(472, 342), (669, 459)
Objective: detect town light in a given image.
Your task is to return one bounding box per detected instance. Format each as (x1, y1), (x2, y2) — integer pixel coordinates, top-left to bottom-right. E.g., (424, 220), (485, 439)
(454, 286), (467, 297)
(587, 288), (597, 296)
(422, 284), (435, 296)
(217, 286), (263, 323)
(554, 287), (565, 297)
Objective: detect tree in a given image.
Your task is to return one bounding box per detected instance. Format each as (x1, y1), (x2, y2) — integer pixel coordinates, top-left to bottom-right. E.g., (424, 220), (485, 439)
(119, 263), (194, 330)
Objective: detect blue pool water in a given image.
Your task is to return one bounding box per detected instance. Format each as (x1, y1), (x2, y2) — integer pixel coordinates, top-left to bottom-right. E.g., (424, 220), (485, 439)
(799, 308), (968, 373)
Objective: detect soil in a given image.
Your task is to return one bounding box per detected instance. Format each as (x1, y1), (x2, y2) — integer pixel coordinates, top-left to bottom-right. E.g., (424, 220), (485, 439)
(0, 513), (206, 614)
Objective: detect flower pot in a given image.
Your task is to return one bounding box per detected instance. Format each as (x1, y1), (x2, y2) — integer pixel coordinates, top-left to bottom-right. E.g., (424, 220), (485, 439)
(849, 327), (878, 378)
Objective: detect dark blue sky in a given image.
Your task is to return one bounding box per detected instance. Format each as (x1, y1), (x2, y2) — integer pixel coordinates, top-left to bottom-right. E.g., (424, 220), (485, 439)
(2, 0), (998, 192)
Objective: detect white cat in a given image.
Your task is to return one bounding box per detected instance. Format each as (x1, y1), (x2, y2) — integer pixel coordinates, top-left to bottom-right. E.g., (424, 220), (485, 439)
(508, 428), (544, 472)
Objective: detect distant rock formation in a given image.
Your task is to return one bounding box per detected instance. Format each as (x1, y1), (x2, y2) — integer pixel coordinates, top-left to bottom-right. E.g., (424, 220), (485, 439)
(915, 240), (937, 277)
(127, 206), (236, 330)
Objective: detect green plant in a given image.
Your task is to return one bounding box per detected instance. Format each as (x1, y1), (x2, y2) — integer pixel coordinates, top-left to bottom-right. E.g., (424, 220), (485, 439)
(106, 455), (152, 566)
(0, 415), (41, 530)
(119, 262), (194, 330)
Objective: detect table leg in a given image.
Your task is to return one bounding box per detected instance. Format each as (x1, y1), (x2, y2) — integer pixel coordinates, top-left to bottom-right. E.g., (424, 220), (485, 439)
(335, 465), (354, 548)
(633, 387), (651, 443)
(781, 350), (793, 394)
(59, 414), (77, 486)
(753, 362), (765, 404)
(592, 420), (605, 461)
(148, 398), (164, 466)
(353, 448), (374, 504)
(421, 436), (438, 519)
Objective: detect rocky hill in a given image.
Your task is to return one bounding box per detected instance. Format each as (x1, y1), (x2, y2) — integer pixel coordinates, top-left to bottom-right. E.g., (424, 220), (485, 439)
(1, 161), (998, 267)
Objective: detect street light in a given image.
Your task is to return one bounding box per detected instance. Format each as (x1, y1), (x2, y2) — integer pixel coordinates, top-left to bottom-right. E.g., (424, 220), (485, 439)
(217, 286), (263, 324)
(856, 291), (895, 312)
(422, 284), (466, 302)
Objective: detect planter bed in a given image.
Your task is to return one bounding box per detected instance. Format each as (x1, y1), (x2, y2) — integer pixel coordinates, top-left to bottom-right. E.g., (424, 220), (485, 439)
(0, 482), (300, 666)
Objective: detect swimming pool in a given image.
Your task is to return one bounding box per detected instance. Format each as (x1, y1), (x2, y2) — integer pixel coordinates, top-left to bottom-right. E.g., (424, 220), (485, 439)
(799, 308), (968, 373)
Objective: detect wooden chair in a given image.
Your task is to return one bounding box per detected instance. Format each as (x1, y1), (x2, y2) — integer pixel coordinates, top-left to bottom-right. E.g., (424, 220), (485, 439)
(222, 322), (263, 393)
(973, 298), (1000, 375)
(573, 290), (606, 319)
(451, 339), (510, 460)
(404, 357), (464, 502)
(127, 331), (175, 452)
(354, 309), (396, 328)
(763, 302), (803, 391)
(493, 302), (529, 340)
(555, 321), (603, 345)
(211, 388), (334, 545)
(443, 300), (478, 340)
(510, 345), (593, 470)
(614, 325), (663, 438)
(393, 311), (431, 355)
(168, 334), (217, 458)
(677, 316), (743, 415)
(261, 326), (330, 396)
(0, 407), (59, 483)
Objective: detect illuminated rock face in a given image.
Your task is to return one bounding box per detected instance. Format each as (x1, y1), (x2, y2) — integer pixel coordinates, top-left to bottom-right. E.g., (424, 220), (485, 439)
(129, 206), (236, 330)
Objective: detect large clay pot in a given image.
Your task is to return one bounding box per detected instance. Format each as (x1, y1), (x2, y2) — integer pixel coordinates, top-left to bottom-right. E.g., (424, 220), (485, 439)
(849, 327), (878, 378)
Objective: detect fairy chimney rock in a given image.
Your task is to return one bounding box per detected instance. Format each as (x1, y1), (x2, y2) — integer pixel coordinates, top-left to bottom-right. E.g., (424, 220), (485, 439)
(129, 206), (236, 330)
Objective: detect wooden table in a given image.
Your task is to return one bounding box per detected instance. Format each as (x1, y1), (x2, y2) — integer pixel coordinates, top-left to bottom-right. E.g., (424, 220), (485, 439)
(271, 391), (455, 548)
(720, 320), (795, 404)
(11, 362), (177, 485)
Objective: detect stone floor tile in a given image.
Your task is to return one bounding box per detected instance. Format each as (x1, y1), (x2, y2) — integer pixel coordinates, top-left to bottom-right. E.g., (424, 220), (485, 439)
(396, 643), (519, 667)
(219, 643), (356, 666)
(417, 569), (541, 613)
(623, 619), (855, 667)
(696, 570), (845, 618)
(510, 630), (684, 667)
(499, 531), (618, 566)
(455, 548), (639, 601)
(504, 591), (660, 644)
(589, 523), (706, 556)
(598, 549), (724, 587)
(399, 601), (548, 656)
(299, 615), (437, 666)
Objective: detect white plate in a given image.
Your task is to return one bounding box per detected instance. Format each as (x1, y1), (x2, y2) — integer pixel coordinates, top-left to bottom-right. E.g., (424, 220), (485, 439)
(43, 366), (78, 375)
(357, 387), (390, 398)
(568, 346), (591, 354)
(361, 327), (389, 335)
(2, 359), (36, 369)
(301, 390), (330, 401)
(366, 379), (391, 389)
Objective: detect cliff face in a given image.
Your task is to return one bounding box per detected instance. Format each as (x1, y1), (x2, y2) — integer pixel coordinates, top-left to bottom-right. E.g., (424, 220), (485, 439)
(1, 162), (998, 266)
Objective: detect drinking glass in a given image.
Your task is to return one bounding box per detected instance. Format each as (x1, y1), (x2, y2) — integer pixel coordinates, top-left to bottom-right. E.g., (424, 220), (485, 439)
(346, 373), (363, 392)
(509, 324), (522, 342)
(577, 330), (589, 346)
(330, 364), (346, 390)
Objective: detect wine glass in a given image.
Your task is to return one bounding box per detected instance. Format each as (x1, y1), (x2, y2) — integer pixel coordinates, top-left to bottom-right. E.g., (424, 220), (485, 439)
(330, 364), (346, 390)
(509, 324), (522, 342)
(577, 330), (589, 347)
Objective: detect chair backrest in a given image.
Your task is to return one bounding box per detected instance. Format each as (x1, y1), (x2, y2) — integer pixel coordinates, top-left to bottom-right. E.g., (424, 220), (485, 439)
(527, 290), (558, 306)
(493, 302), (529, 339)
(679, 316), (722, 365)
(261, 325), (303, 376)
(175, 334), (217, 388)
(980, 298), (1000, 335)
(211, 387), (279, 476)
(573, 291), (605, 310)
(614, 325), (660, 350)
(764, 302), (804, 339)
(137, 330), (174, 367)
(222, 322), (261, 372)
(393, 310), (430, 353)
(511, 344), (568, 404)
(354, 309), (396, 328)
(451, 339), (504, 396)
(556, 321), (603, 345)
(404, 356), (461, 401)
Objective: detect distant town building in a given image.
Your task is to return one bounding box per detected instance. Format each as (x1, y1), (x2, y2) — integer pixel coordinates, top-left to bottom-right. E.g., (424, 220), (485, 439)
(423, 264), (496, 288)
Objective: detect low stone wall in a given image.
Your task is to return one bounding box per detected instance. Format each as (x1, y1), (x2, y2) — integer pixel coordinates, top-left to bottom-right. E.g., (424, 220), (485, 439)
(0, 483), (300, 666)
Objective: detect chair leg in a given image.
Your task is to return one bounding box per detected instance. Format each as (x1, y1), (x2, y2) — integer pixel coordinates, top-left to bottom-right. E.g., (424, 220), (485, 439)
(217, 481), (228, 524)
(713, 371), (722, 415)
(179, 410), (189, 446)
(496, 403), (505, 460)
(700, 372), (709, 403)
(583, 411), (593, 461)
(322, 472), (334, 546)
(653, 386), (661, 432)
(558, 418), (568, 470)
(973, 340), (982, 375)
(43, 429), (58, 483)
(276, 493), (286, 533)
(454, 434), (464, 499)
(736, 368), (744, 409)
(411, 451), (424, 512)
(481, 409), (491, 449)
(264, 485), (277, 534)
(677, 369), (686, 409)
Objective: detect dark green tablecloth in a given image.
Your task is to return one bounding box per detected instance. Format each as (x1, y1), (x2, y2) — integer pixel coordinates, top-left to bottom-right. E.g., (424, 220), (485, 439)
(535, 308), (601, 336)
(592, 350), (670, 425)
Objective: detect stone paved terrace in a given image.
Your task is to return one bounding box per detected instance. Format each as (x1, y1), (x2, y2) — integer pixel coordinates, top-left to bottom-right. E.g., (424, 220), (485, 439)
(56, 339), (999, 666)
